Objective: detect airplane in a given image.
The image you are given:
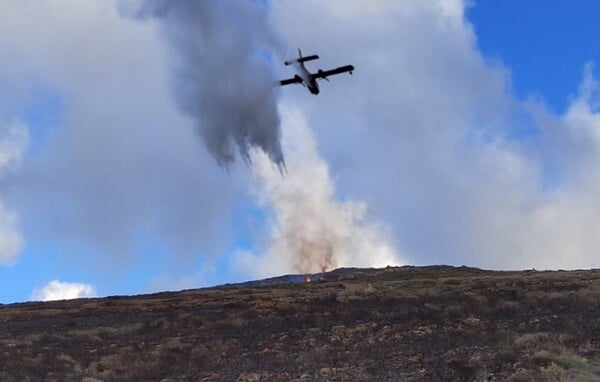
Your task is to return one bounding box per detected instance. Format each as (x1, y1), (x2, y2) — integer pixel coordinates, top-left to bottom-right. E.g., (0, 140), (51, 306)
(279, 49), (354, 95)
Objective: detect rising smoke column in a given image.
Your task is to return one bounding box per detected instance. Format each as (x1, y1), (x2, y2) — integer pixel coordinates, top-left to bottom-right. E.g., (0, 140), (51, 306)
(122, 0), (285, 168)
(238, 106), (403, 277)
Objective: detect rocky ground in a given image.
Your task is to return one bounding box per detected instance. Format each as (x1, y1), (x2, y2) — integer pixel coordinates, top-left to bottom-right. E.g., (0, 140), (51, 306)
(1, 265), (600, 381)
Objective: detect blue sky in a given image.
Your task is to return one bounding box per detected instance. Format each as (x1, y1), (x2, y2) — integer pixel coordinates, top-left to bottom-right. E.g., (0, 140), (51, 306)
(467, 0), (600, 112)
(2, 1), (600, 303)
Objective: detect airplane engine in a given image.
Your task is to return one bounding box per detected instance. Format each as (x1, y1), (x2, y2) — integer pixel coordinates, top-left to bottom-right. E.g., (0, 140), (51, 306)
(318, 69), (329, 81)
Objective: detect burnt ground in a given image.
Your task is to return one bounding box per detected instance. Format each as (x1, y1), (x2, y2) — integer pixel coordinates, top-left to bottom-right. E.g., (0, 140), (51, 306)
(1, 265), (600, 381)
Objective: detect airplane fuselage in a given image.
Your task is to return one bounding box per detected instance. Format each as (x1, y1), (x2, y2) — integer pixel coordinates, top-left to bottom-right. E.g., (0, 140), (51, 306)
(298, 62), (320, 95)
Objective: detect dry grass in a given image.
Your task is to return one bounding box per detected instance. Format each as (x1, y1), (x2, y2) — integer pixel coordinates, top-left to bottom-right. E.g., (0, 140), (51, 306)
(0, 266), (599, 380)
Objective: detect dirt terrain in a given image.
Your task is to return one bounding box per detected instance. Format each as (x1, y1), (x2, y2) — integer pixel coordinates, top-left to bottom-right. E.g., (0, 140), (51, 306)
(1, 265), (600, 381)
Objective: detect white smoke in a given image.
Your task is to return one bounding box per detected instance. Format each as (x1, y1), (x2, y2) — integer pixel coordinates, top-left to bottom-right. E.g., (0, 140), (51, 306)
(30, 280), (97, 302)
(122, 0), (285, 168)
(0, 121), (28, 265)
(237, 106), (402, 278)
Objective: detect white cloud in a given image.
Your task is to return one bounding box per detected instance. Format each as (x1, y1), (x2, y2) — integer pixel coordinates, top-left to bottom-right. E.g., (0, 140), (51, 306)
(0, 121), (28, 265)
(0, 203), (23, 266)
(30, 280), (97, 302)
(0, 122), (29, 172)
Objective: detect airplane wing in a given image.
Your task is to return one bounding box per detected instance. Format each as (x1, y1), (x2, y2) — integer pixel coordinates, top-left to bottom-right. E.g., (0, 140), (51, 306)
(313, 65), (355, 79)
(279, 75), (303, 86)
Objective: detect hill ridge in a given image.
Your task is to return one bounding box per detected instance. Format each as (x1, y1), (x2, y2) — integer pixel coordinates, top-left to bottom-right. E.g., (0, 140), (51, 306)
(1, 265), (599, 381)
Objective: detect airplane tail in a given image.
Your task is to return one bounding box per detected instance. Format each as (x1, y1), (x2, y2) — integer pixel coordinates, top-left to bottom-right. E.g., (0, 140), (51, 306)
(285, 48), (303, 66)
(284, 48), (319, 66)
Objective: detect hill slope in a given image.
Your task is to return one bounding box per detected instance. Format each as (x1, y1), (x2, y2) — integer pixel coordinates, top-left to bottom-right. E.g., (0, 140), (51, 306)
(1, 266), (600, 381)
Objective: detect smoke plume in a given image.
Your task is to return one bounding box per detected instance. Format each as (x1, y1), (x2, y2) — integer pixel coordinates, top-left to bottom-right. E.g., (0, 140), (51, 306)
(237, 106), (402, 277)
(122, 0), (285, 168)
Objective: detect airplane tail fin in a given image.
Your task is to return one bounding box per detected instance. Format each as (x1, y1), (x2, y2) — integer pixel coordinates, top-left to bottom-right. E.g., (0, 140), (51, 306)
(284, 48), (318, 66)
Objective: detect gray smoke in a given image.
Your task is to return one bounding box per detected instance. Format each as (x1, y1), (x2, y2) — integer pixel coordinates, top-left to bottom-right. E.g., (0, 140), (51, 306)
(122, 0), (285, 168)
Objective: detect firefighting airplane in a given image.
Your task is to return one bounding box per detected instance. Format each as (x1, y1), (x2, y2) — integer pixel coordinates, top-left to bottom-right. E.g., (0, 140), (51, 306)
(279, 49), (354, 95)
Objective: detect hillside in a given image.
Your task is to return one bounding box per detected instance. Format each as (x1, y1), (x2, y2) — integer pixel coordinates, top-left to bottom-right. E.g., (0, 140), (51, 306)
(1, 266), (600, 381)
